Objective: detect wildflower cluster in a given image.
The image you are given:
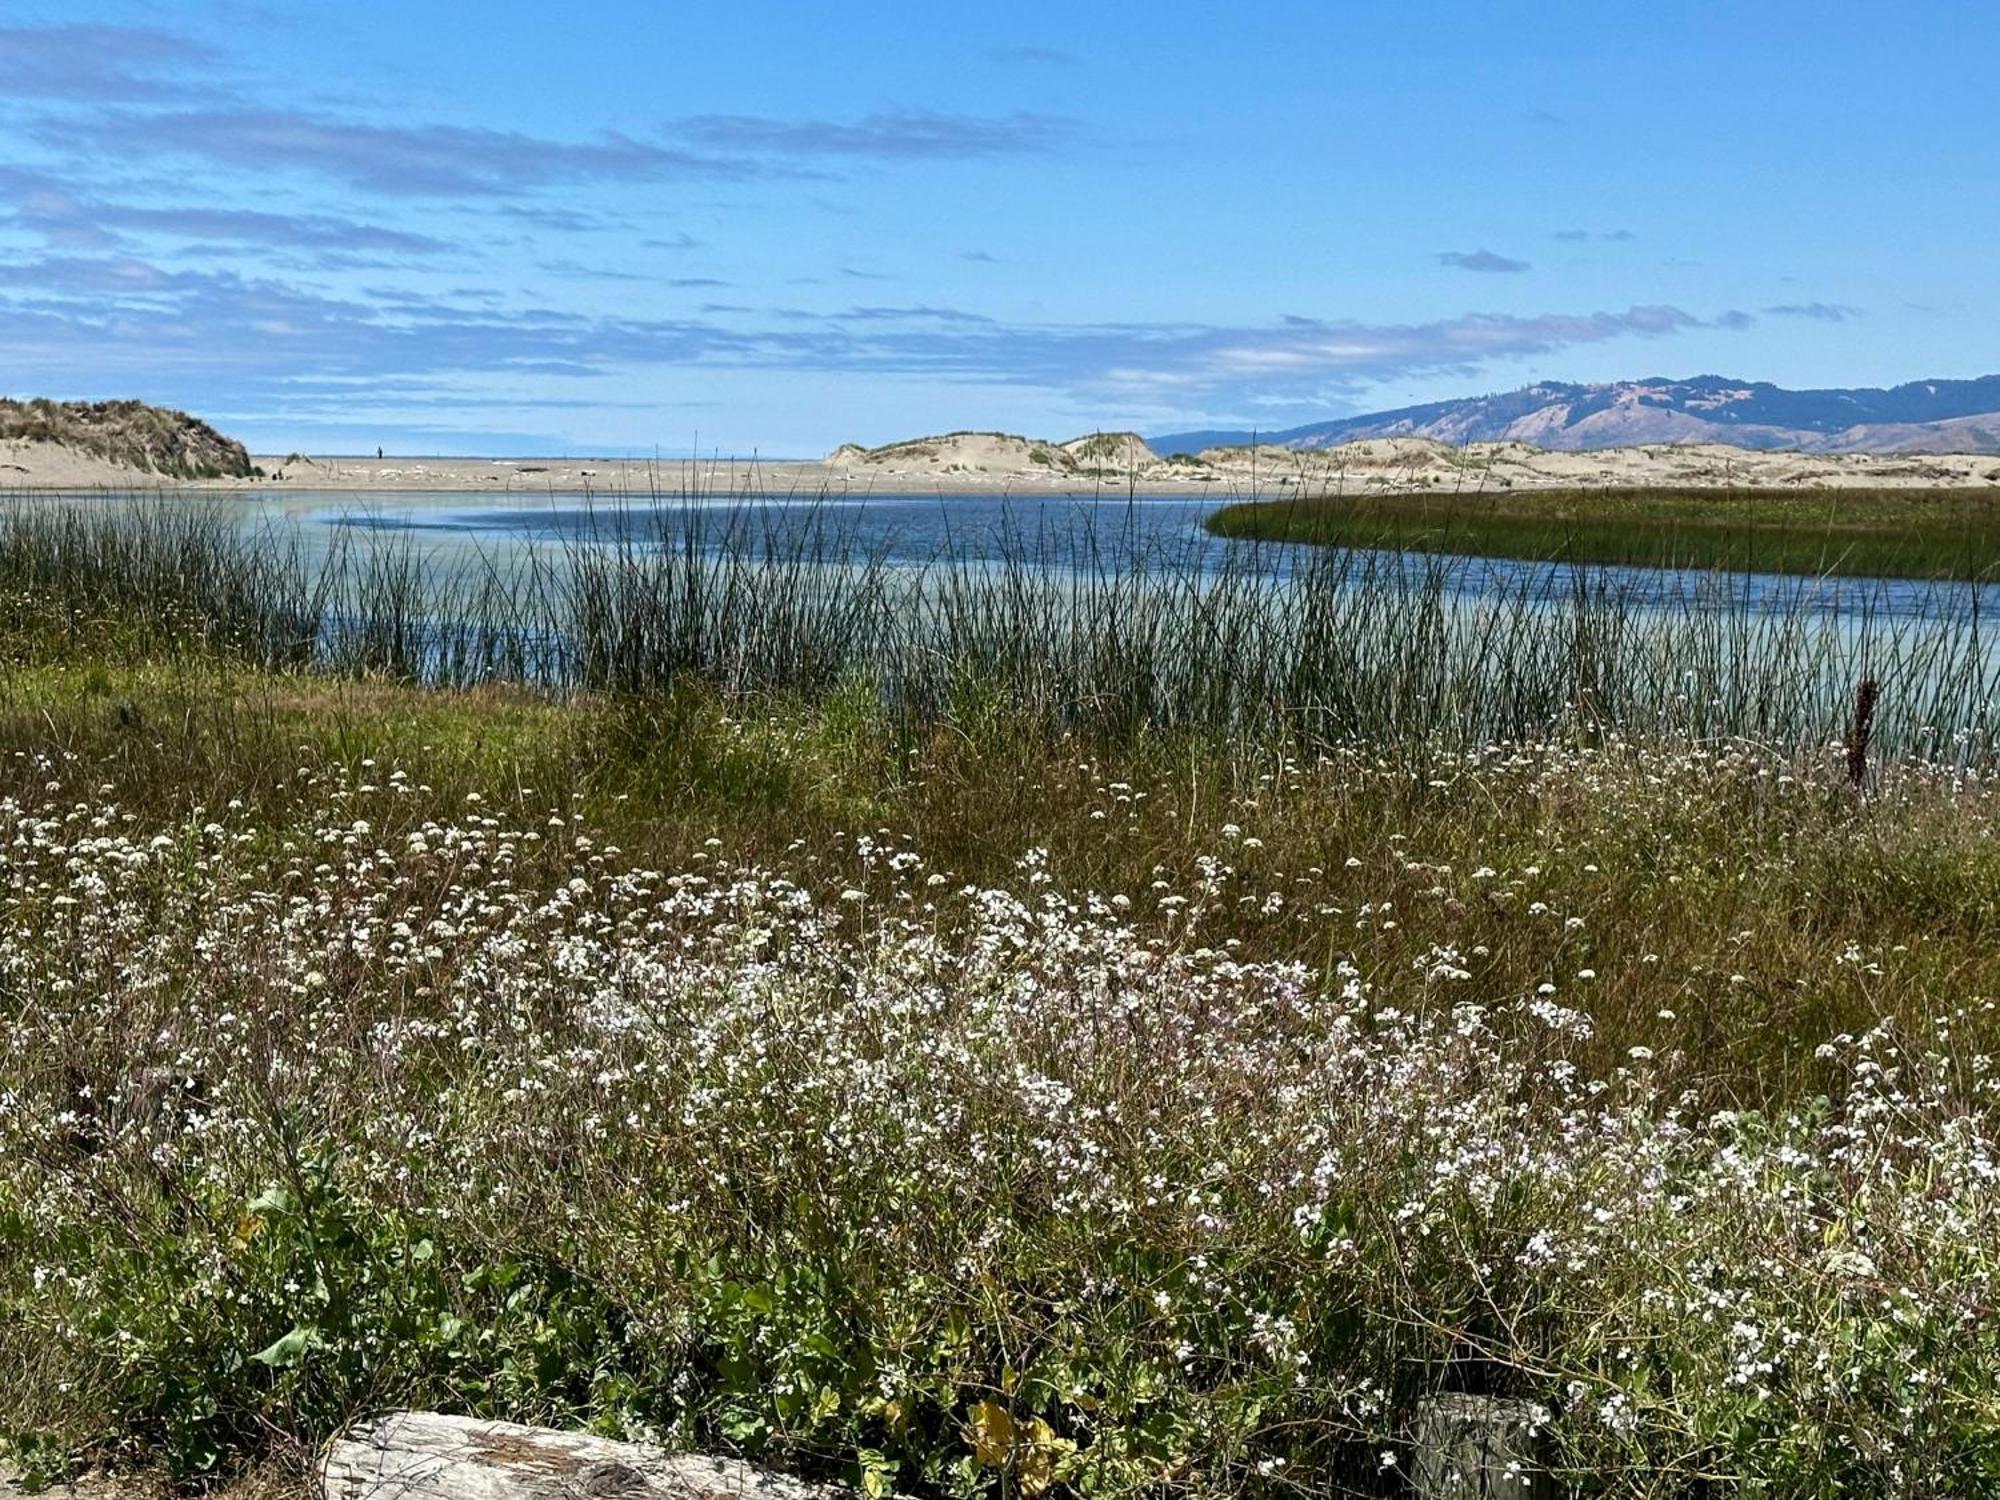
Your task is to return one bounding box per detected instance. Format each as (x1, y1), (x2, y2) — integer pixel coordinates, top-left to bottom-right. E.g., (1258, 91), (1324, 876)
(1, 758), (1997, 1495)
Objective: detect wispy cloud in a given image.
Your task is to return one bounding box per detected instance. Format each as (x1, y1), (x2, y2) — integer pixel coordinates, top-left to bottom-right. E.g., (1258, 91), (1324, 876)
(127, 206), (447, 254)
(1765, 301), (1860, 322)
(1189, 306), (1714, 382)
(45, 108), (763, 196)
(0, 248), (1738, 422)
(499, 204), (629, 233)
(1439, 249), (1532, 274)
(671, 109), (1077, 159)
(536, 259), (646, 282)
(1554, 228), (1636, 243)
(0, 24), (212, 102)
(834, 305), (997, 324)
(0, 179), (448, 256)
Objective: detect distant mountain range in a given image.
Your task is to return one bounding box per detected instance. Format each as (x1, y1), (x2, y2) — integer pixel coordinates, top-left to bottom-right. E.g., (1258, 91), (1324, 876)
(1149, 375), (2000, 456)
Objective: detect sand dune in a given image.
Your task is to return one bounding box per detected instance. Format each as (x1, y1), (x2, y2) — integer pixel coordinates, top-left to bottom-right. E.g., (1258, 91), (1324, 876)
(0, 439), (175, 488)
(4, 427), (2000, 495)
(817, 429), (2000, 492)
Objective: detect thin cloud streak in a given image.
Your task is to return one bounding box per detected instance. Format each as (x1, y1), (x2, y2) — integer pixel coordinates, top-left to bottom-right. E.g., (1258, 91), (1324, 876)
(3, 188), (449, 256)
(1765, 302), (1861, 322)
(0, 25), (213, 102)
(671, 109), (1078, 159)
(45, 108), (770, 196)
(1439, 249), (1532, 274)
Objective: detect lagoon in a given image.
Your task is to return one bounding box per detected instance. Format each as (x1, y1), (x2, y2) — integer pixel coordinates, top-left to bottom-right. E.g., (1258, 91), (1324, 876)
(88, 484), (2000, 623)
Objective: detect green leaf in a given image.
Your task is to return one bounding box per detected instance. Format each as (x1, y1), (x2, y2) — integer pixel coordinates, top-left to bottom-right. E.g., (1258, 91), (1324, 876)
(856, 1449), (896, 1499)
(251, 1324), (318, 1368)
(719, 1406), (766, 1443)
(246, 1184), (293, 1217)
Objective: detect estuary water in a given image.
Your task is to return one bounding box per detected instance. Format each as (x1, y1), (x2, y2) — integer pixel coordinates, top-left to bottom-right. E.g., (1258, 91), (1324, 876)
(237, 486), (1999, 622)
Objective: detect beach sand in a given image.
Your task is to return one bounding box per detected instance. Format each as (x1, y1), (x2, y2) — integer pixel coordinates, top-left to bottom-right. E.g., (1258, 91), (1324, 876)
(4, 431), (1999, 495)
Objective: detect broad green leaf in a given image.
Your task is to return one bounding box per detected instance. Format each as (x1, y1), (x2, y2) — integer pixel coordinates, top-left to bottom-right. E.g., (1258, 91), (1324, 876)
(251, 1324), (318, 1368)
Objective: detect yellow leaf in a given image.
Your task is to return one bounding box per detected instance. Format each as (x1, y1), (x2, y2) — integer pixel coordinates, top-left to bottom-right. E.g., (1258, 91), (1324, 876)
(1018, 1419), (1073, 1496)
(965, 1399), (1014, 1468)
(1018, 1443), (1055, 1496)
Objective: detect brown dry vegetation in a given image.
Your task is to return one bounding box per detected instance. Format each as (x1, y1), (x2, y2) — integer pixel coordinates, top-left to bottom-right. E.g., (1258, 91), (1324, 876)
(0, 399), (254, 480)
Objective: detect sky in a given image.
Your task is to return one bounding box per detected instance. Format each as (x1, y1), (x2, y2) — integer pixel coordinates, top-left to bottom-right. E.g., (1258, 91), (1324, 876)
(0, 1), (1992, 456)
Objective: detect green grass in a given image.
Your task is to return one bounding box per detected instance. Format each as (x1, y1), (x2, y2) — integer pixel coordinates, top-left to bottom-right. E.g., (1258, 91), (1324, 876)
(3, 649), (1995, 1115)
(1204, 486), (2000, 580)
(7, 649), (2000, 1496)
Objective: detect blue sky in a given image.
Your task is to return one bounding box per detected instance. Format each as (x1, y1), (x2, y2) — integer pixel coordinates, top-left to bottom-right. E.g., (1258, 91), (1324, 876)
(0, 1), (1992, 455)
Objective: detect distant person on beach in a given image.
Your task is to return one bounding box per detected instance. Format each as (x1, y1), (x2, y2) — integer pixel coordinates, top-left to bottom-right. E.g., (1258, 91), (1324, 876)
(377, 446), (383, 459)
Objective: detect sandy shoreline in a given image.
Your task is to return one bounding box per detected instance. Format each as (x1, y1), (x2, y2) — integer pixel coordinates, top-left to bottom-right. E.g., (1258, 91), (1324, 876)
(231, 453), (1237, 495)
(4, 434), (2000, 496)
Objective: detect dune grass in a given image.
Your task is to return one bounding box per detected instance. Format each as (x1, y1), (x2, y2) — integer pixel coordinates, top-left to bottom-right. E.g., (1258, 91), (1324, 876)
(0, 398), (256, 479)
(6, 498), (2000, 1494)
(1204, 485), (2000, 581)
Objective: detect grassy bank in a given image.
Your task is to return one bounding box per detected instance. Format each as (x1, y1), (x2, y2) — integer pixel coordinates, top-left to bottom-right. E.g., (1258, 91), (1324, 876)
(4, 505), (2000, 1495)
(1204, 486), (2000, 581)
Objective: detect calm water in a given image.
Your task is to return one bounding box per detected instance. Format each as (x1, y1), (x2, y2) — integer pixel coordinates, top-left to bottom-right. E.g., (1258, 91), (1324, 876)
(311, 490), (1226, 568)
(21, 485), (2000, 622)
(296, 488), (1997, 622)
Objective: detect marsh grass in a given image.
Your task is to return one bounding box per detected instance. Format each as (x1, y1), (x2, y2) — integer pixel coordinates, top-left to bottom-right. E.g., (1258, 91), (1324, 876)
(2, 492), (1997, 763)
(1205, 485), (2000, 582)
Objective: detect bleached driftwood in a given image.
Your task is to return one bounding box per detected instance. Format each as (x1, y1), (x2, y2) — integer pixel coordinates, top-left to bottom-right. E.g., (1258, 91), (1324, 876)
(321, 1411), (851, 1500)
(323, 1402), (1560, 1500)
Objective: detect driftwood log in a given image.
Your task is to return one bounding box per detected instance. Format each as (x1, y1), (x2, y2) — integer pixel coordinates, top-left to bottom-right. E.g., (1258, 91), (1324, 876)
(321, 1412), (854, 1500)
(326, 1404), (1558, 1500)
